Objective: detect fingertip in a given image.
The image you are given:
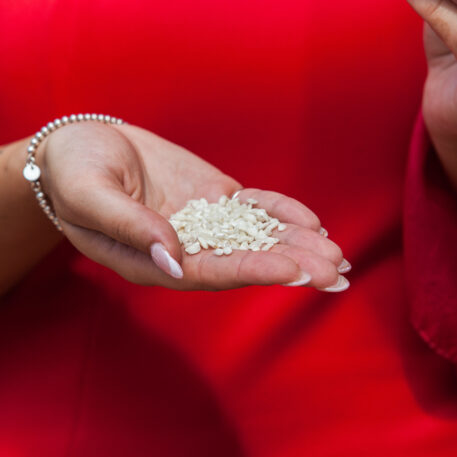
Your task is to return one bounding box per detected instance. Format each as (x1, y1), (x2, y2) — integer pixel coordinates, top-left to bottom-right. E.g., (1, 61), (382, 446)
(145, 208), (183, 264)
(308, 214), (321, 232)
(256, 253), (303, 286)
(317, 275), (350, 293)
(337, 259), (352, 274)
(283, 271), (312, 287)
(150, 242), (184, 279)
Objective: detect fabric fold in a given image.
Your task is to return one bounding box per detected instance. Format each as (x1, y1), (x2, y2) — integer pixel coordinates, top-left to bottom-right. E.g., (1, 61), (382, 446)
(404, 113), (457, 363)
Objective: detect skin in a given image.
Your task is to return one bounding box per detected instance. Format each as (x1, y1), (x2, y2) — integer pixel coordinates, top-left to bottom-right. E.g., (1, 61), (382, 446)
(0, 122), (345, 295)
(407, 0), (457, 191)
(0, 137), (65, 294)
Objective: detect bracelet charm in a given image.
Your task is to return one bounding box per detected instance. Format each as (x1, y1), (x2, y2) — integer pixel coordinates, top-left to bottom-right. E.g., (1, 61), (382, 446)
(23, 113), (125, 232)
(23, 163), (41, 182)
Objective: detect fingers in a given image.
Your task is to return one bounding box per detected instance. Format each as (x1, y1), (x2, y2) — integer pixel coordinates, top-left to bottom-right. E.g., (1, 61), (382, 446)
(273, 223), (344, 267)
(235, 188), (321, 231)
(61, 184), (183, 278)
(62, 220), (305, 290)
(185, 242), (347, 291)
(63, 218), (350, 291)
(407, 0), (457, 55)
(269, 244), (347, 290)
(182, 249), (305, 290)
(231, 189), (350, 291)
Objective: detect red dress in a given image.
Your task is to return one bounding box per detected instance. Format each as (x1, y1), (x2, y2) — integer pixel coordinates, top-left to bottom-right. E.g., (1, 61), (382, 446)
(1, 1), (456, 456)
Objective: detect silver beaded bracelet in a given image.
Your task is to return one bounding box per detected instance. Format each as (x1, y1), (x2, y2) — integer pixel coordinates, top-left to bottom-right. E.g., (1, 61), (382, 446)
(22, 113), (125, 231)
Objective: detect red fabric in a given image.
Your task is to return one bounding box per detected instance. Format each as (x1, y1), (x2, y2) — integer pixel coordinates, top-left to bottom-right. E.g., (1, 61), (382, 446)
(405, 114), (457, 363)
(1, 1), (457, 456)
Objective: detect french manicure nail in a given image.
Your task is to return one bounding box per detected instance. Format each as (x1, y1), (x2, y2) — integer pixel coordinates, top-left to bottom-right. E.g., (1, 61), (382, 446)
(337, 258), (352, 274)
(284, 271), (312, 287)
(320, 227), (328, 237)
(150, 243), (184, 279)
(318, 275), (350, 293)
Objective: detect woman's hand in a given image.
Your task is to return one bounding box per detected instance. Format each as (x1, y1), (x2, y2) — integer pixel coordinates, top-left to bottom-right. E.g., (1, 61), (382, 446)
(41, 122), (349, 291)
(407, 0), (457, 190)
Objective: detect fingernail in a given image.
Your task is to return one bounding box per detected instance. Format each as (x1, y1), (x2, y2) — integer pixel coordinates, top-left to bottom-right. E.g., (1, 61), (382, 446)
(320, 227), (328, 237)
(318, 275), (350, 293)
(337, 258), (352, 274)
(283, 271), (312, 287)
(231, 189), (243, 200)
(150, 243), (184, 279)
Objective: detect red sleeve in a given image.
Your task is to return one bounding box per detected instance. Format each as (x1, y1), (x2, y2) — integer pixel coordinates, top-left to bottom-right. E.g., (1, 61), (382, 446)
(404, 113), (457, 363)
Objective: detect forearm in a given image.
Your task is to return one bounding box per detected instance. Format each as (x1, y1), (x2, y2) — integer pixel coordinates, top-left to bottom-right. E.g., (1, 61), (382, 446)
(0, 138), (63, 296)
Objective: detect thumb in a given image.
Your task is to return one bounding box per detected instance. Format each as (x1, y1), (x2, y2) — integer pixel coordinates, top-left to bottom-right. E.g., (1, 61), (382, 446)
(62, 185), (184, 279)
(407, 0), (457, 58)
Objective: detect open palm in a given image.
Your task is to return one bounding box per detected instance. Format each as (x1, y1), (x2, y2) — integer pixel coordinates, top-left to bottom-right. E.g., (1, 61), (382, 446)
(42, 121), (347, 291)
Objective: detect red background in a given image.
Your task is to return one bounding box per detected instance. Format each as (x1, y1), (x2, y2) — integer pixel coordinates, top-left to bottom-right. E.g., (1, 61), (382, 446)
(2, 1), (457, 456)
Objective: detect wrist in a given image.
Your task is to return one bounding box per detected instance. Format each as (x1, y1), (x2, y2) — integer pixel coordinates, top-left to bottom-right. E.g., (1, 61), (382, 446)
(9, 135), (61, 236)
(0, 137), (63, 295)
(23, 114), (126, 231)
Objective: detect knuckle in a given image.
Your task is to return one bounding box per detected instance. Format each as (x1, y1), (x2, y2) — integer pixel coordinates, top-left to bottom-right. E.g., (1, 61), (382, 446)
(113, 218), (135, 247)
